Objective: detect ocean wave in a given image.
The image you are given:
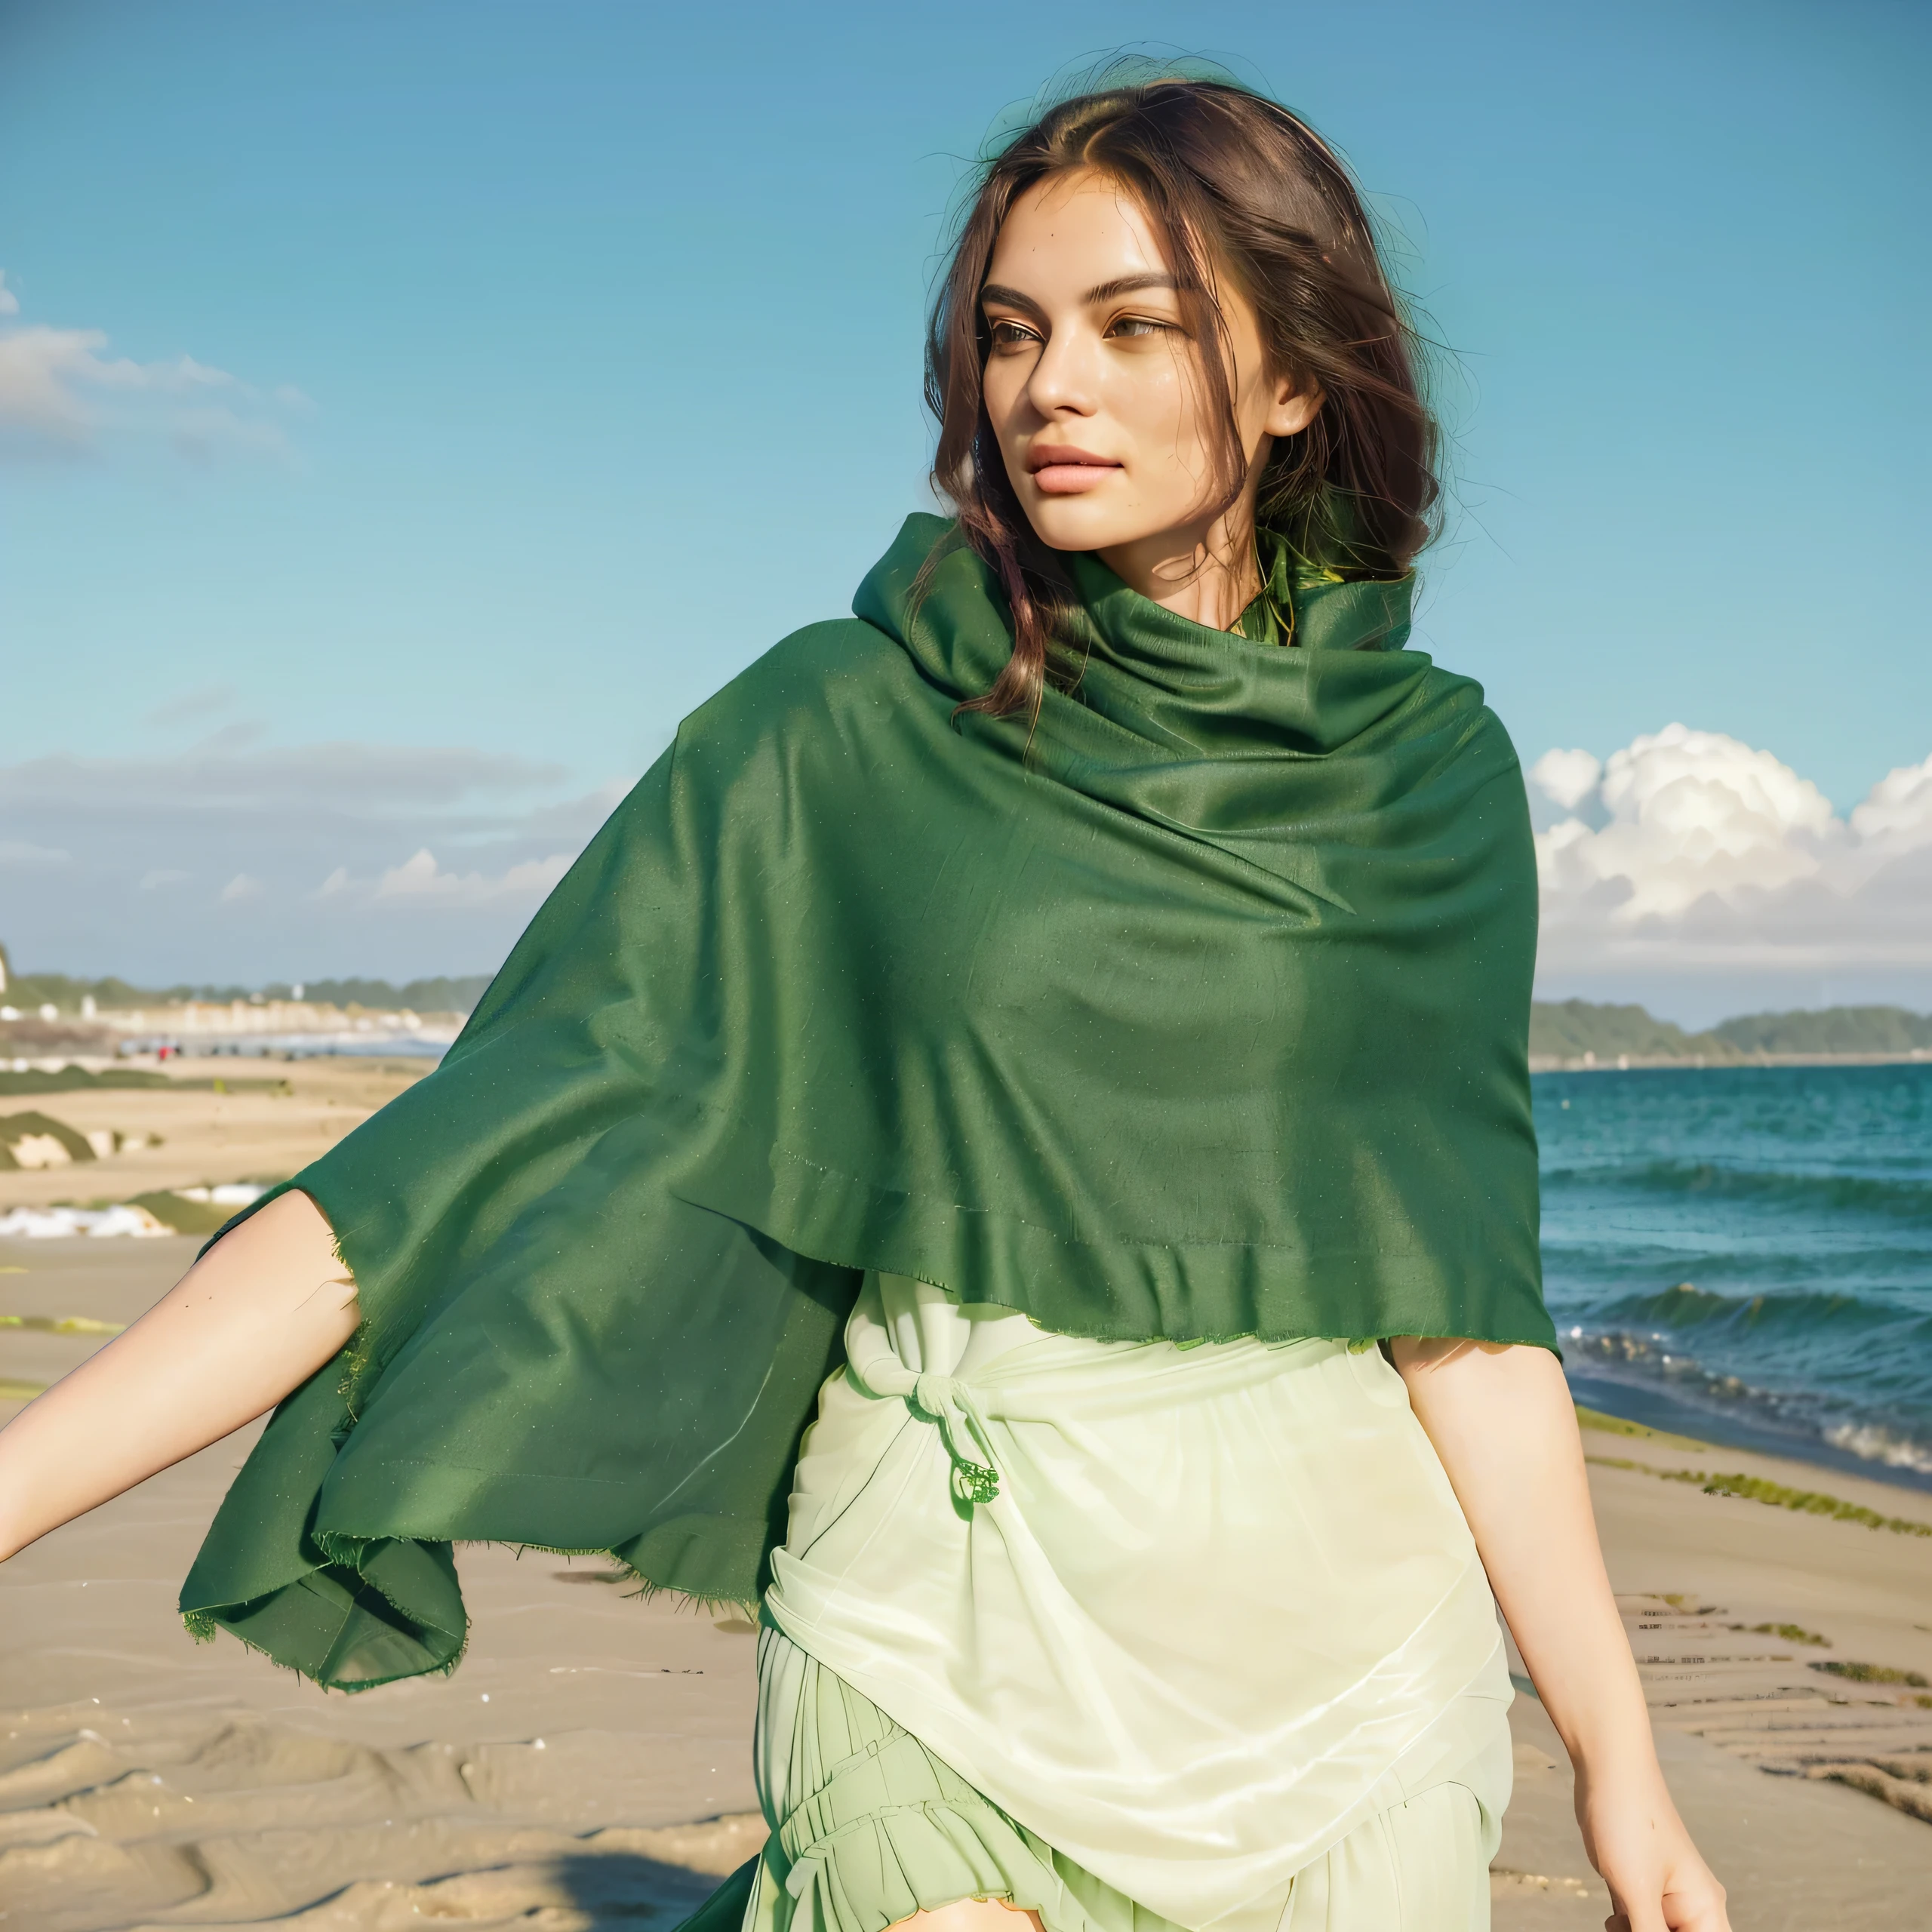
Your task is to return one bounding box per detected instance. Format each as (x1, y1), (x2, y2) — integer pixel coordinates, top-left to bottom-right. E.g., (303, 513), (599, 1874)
(1564, 1326), (1932, 1477)
(1541, 1067), (1932, 1487)
(1542, 1160), (1932, 1217)
(1822, 1421), (1932, 1476)
(1601, 1281), (1932, 1337)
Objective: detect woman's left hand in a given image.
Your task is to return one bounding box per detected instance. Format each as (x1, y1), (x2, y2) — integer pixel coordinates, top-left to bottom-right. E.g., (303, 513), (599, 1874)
(1389, 1338), (1731, 1932)
(1577, 1764), (1730, 1932)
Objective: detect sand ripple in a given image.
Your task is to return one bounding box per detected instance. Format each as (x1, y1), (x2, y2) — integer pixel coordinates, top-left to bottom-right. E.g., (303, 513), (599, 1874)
(0, 1703), (764, 1932)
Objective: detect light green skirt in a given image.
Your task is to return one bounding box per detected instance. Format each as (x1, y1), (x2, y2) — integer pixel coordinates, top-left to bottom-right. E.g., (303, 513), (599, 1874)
(739, 1626), (1506, 1932)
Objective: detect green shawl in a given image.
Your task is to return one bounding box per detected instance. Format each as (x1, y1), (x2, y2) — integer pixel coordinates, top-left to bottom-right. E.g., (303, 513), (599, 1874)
(179, 515), (1551, 1690)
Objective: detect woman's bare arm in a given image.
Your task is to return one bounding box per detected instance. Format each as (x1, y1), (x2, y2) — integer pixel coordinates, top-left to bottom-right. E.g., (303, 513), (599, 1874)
(1392, 1337), (1729, 1932)
(0, 1189), (358, 1562)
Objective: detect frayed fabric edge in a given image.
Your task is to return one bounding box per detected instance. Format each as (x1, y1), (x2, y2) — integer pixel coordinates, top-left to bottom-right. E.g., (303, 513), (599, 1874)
(177, 1534), (758, 1694)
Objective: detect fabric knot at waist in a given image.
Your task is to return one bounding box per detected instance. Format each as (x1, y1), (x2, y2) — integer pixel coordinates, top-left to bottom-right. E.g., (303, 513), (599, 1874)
(853, 1353), (1003, 1505)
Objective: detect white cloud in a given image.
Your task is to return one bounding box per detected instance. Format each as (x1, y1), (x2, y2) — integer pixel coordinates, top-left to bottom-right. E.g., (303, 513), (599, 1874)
(168, 403), (294, 463)
(298, 847), (577, 910)
(1531, 724), (1932, 978)
(0, 839), (69, 866)
(372, 847), (575, 906)
(143, 684), (238, 731)
(1526, 747), (1601, 812)
(0, 740), (565, 817)
(0, 274), (302, 460)
(1850, 755), (1932, 849)
(0, 325), (242, 448)
(0, 734), (630, 983)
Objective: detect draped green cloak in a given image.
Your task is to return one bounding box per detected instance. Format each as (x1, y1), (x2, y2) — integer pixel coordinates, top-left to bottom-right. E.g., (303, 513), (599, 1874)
(179, 514), (1552, 1690)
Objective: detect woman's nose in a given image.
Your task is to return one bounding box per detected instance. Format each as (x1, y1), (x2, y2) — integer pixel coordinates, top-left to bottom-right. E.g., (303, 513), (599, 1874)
(1025, 325), (1100, 417)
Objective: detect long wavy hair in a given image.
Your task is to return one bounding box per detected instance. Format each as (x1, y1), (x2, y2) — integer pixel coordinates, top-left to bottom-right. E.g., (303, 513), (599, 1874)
(927, 76), (1439, 719)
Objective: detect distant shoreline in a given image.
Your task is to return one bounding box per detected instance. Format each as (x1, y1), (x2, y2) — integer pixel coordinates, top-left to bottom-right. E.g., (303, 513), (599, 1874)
(1531, 1050), (1932, 1073)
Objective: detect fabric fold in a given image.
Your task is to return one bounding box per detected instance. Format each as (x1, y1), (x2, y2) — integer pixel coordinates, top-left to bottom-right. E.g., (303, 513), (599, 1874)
(180, 512), (1549, 1687)
(763, 1275), (1512, 1927)
(735, 1623), (1507, 1932)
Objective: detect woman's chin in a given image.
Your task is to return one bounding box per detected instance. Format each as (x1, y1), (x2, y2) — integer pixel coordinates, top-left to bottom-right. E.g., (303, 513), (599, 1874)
(1023, 501), (1155, 557)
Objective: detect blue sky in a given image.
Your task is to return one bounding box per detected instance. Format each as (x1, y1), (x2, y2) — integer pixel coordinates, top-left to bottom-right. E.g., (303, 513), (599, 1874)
(2, 0), (1926, 1015)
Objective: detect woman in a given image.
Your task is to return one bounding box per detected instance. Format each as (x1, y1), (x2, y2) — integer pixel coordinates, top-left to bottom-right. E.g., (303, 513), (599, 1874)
(0, 76), (1727, 1932)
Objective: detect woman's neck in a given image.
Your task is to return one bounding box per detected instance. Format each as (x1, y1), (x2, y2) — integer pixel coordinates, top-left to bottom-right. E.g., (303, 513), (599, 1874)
(1092, 485), (1268, 633)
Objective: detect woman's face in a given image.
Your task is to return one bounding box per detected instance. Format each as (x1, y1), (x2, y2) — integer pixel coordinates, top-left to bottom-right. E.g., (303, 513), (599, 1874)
(979, 168), (1318, 593)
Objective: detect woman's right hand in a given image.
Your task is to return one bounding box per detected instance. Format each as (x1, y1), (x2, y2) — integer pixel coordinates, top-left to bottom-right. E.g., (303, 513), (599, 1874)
(0, 1188), (358, 1561)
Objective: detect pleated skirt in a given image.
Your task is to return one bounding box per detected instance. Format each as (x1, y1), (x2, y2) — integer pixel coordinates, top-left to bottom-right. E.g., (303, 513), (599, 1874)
(740, 1625), (1508, 1932)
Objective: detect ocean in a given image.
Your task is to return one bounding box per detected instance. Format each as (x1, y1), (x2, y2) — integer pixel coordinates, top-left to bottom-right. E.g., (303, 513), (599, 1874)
(1536, 1061), (1932, 1495)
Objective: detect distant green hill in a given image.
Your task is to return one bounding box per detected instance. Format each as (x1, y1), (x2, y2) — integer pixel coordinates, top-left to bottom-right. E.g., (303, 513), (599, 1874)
(1531, 999), (1932, 1063)
(1711, 1005), (1932, 1055)
(1529, 1000), (1738, 1063)
(1, 968), (494, 1015)
(8, 945), (1927, 1057)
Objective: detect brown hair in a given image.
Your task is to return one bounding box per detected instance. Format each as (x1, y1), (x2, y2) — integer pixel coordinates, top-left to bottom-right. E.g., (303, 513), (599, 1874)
(926, 75), (1439, 719)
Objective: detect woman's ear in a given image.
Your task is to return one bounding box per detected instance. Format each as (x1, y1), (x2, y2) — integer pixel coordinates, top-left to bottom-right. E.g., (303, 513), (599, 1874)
(1266, 378), (1324, 440)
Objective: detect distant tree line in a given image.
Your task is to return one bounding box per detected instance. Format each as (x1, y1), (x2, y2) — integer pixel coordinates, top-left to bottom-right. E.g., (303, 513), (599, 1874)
(1531, 999), (1932, 1061)
(2, 942), (1925, 1050)
(0, 964), (494, 1015)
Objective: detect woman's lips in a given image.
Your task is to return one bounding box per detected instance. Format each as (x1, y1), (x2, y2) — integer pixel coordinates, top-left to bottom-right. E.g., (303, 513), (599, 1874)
(1026, 446), (1121, 495)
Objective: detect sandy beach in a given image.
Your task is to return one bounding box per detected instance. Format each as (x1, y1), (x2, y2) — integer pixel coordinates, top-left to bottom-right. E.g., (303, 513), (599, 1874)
(5, 1063), (1932, 1929)
(0, 1057), (430, 1219)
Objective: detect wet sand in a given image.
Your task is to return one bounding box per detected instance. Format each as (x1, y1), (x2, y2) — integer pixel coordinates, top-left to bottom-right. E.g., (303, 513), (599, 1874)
(5, 1085), (1932, 1927)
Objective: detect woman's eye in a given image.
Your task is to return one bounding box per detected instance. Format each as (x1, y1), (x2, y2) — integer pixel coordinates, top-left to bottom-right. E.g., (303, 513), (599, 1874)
(1106, 315), (1170, 340)
(986, 318), (1038, 349)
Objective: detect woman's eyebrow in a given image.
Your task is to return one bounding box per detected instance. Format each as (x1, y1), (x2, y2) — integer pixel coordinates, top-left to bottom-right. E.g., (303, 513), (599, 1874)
(1082, 272), (1178, 303)
(979, 272), (1179, 316)
(979, 281), (1044, 316)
